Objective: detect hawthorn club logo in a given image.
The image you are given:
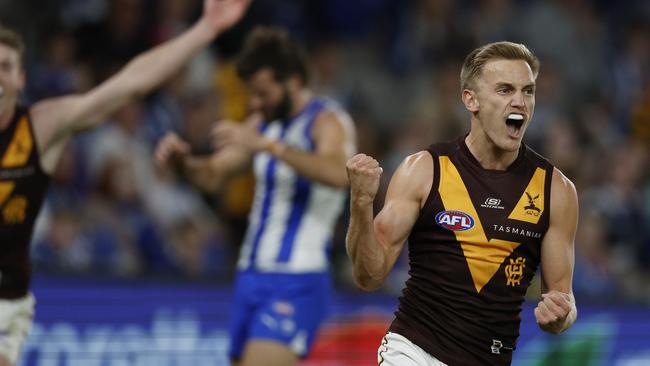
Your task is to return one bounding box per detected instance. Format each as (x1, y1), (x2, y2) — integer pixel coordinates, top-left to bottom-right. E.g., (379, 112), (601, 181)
(505, 257), (526, 286)
(524, 192), (541, 216)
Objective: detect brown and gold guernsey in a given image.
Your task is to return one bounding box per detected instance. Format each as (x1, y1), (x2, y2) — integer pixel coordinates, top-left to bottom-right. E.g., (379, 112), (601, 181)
(0, 106), (49, 299)
(388, 136), (553, 366)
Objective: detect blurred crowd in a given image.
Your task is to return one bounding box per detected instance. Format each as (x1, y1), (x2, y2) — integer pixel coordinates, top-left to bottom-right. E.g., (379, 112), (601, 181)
(1, 0), (649, 304)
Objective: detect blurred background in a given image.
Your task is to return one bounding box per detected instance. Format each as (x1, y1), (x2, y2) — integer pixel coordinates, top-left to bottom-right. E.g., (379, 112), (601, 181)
(1, 0), (649, 364)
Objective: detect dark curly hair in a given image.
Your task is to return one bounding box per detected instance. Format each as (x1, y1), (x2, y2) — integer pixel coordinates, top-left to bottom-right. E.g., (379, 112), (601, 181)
(236, 26), (308, 85)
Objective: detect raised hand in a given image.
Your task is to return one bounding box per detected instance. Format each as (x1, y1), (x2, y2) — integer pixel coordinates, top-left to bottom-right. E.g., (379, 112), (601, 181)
(346, 154), (383, 206)
(201, 0), (251, 34)
(211, 116), (265, 152)
(154, 132), (191, 168)
(534, 290), (574, 334)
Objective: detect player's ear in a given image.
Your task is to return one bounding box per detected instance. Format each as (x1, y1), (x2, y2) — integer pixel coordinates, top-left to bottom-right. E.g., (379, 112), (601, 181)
(462, 89), (479, 113)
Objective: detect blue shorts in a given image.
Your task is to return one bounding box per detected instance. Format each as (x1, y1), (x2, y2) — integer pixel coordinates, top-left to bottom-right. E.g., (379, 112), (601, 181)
(228, 271), (331, 359)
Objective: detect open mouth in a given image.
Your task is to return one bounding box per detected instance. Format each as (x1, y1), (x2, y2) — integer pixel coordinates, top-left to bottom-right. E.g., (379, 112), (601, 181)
(505, 113), (525, 136)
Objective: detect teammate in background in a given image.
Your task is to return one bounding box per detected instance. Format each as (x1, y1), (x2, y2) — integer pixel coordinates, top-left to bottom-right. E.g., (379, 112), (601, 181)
(0, 1), (250, 365)
(154, 27), (356, 366)
(345, 42), (578, 366)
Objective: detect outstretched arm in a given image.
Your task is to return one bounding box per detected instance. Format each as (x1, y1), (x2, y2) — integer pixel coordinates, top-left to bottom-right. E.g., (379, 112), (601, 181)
(535, 168), (579, 334)
(346, 151), (431, 291)
(30, 0), (251, 174)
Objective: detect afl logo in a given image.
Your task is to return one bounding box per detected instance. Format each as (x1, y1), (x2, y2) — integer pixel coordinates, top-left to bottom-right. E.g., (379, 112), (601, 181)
(435, 210), (475, 231)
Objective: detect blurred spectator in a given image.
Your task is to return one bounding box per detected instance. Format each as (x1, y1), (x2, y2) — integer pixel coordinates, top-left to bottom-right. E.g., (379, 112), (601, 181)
(611, 22), (649, 132)
(166, 216), (234, 279)
(32, 208), (92, 273)
(573, 212), (620, 303)
(74, 0), (150, 82)
(26, 30), (82, 101)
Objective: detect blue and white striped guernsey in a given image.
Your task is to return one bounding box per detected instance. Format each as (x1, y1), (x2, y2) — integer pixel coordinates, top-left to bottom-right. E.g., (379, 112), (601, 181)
(237, 98), (347, 273)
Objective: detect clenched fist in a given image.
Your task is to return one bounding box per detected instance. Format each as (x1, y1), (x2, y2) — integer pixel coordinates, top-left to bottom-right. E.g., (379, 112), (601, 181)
(534, 290), (574, 334)
(154, 132), (191, 169)
(346, 154), (383, 206)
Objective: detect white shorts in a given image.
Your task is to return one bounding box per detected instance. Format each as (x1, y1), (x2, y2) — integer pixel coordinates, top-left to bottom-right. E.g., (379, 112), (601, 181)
(0, 294), (35, 364)
(378, 332), (448, 366)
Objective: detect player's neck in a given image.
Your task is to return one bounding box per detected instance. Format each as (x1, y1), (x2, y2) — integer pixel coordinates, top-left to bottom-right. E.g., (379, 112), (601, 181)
(464, 130), (519, 171)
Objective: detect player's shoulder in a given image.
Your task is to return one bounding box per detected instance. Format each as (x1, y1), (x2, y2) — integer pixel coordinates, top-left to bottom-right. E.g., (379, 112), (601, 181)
(389, 150), (434, 202)
(28, 95), (76, 127)
(551, 166), (577, 199)
(315, 108), (345, 125)
(547, 166), (579, 227)
(403, 150), (433, 168)
(315, 97), (348, 120)
(313, 97), (354, 132)
(395, 150), (434, 184)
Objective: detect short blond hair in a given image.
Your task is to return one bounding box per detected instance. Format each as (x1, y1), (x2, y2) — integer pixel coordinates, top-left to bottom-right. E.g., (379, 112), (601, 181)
(0, 25), (25, 64)
(460, 41), (539, 91)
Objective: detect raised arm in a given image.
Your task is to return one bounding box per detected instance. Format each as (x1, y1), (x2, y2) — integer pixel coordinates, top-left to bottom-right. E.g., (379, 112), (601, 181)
(345, 151), (432, 291)
(30, 0), (250, 174)
(535, 168), (579, 334)
(213, 109), (356, 188)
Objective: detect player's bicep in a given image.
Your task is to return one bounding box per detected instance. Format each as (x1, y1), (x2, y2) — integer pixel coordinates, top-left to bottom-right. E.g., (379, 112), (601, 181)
(374, 198), (419, 260)
(540, 168), (578, 293)
(31, 83), (127, 145)
(374, 151), (432, 266)
(30, 97), (86, 173)
(35, 70), (139, 137)
(313, 110), (356, 160)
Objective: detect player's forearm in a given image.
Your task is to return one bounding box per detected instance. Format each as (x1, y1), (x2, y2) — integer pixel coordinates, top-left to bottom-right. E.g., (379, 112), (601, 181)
(265, 142), (349, 188)
(114, 20), (216, 99)
(346, 200), (388, 291)
(179, 156), (224, 193)
(60, 20), (219, 133)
